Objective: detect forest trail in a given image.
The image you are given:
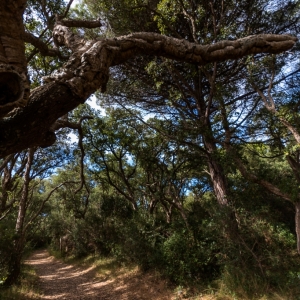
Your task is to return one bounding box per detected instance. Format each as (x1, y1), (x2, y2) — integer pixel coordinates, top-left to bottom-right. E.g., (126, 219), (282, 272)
(25, 249), (173, 300)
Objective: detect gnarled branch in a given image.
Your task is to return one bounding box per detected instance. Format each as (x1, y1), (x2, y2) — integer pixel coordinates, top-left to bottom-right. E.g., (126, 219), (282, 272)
(0, 23), (297, 157)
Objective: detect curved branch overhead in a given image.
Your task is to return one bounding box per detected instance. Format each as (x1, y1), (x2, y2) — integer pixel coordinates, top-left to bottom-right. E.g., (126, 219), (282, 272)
(0, 4), (298, 157)
(50, 25), (297, 100)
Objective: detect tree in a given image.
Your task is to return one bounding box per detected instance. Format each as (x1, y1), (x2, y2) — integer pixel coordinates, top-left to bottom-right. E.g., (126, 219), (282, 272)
(0, 135), (73, 285)
(85, 107), (193, 224)
(90, 0), (300, 240)
(0, 0), (297, 157)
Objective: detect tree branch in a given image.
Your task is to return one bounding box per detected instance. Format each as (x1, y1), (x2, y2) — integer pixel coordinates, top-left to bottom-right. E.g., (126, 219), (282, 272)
(58, 18), (102, 29)
(24, 181), (77, 232)
(61, 0), (74, 19)
(23, 32), (67, 59)
(0, 26), (297, 157)
(230, 148), (293, 203)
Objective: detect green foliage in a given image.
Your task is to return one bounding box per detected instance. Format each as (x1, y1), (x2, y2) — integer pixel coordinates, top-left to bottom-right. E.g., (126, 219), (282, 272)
(0, 218), (16, 282)
(154, 0), (181, 34)
(218, 216), (300, 298)
(0, 264), (41, 300)
(3, 0), (300, 297)
(162, 230), (219, 284)
(35, 104), (300, 297)
(24, 0), (68, 87)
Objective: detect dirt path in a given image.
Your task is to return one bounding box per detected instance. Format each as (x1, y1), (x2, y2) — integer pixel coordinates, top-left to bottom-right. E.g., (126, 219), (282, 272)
(25, 249), (173, 300)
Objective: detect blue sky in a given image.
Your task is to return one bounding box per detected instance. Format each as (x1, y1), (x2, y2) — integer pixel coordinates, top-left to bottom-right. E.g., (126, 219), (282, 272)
(71, 0), (81, 7)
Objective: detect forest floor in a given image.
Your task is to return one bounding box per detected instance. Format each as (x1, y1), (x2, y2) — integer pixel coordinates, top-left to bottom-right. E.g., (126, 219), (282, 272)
(18, 249), (296, 300)
(25, 249), (199, 300)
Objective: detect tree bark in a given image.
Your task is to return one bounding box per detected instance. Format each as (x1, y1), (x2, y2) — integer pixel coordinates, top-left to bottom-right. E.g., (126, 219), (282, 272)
(15, 148), (34, 234)
(0, 0), (30, 116)
(4, 148), (34, 286)
(3, 241), (24, 286)
(0, 83), (84, 156)
(205, 139), (239, 239)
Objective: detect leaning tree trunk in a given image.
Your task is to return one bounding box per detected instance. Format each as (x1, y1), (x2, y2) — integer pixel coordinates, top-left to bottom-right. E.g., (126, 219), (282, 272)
(0, 0), (30, 118)
(3, 238), (24, 286)
(4, 148), (34, 286)
(205, 139), (239, 240)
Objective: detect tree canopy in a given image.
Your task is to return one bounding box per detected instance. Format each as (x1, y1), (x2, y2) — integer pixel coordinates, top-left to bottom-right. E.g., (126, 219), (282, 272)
(0, 0), (297, 156)
(1, 0), (300, 297)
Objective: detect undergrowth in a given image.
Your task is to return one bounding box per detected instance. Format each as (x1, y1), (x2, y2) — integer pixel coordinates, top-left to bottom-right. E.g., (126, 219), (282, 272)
(0, 264), (41, 300)
(46, 248), (300, 300)
(48, 246), (134, 279)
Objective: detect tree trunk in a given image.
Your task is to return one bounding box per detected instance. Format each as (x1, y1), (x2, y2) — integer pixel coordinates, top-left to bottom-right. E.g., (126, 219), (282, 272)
(0, 0), (30, 116)
(15, 149), (34, 234)
(205, 139), (239, 239)
(3, 239), (24, 286)
(4, 148), (34, 286)
(295, 201), (300, 254)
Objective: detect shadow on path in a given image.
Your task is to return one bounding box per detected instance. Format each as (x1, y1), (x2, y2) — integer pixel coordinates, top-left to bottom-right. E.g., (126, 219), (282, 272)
(25, 249), (172, 300)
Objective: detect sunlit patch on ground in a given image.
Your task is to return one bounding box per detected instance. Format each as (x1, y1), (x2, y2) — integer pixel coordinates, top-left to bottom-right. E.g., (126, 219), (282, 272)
(25, 249), (174, 300)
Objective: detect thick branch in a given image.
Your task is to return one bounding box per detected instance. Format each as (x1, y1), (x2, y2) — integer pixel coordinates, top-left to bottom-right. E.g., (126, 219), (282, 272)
(109, 33), (297, 65)
(49, 26), (298, 100)
(0, 154), (14, 173)
(0, 82), (84, 157)
(59, 19), (102, 28)
(0, 27), (297, 157)
(16, 148), (35, 235)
